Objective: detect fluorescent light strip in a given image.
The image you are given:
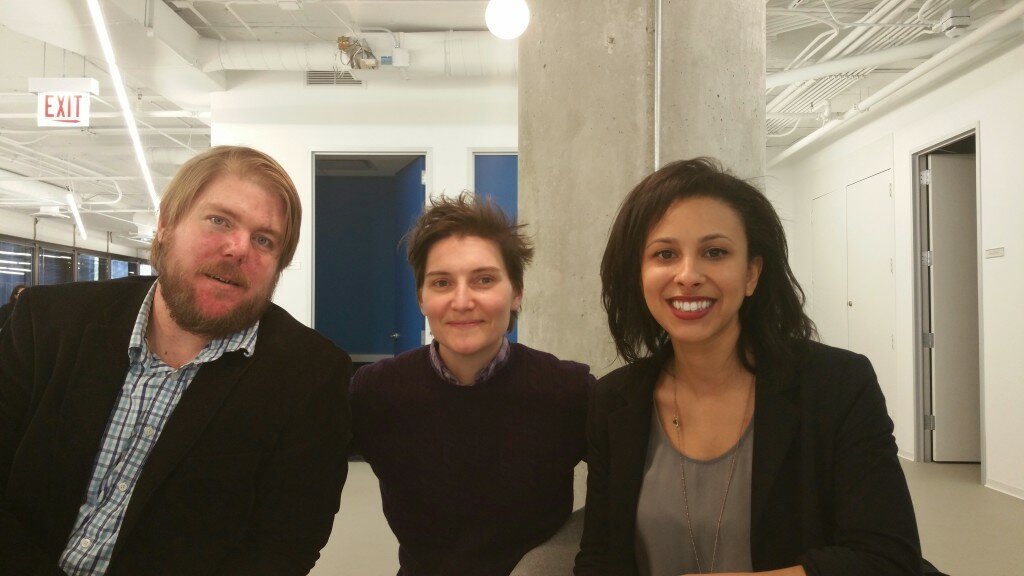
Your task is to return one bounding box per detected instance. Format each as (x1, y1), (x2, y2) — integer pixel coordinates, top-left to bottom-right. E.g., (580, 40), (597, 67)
(66, 193), (88, 240)
(85, 0), (160, 212)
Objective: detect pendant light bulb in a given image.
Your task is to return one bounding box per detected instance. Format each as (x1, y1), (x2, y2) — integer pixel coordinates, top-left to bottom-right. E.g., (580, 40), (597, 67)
(485, 0), (530, 40)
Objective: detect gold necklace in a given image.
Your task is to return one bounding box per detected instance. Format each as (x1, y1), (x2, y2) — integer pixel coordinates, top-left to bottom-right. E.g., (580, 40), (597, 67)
(669, 371), (753, 574)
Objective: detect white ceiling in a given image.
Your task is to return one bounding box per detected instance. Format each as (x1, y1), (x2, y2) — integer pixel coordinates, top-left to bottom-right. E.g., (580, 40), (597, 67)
(0, 0), (1017, 243)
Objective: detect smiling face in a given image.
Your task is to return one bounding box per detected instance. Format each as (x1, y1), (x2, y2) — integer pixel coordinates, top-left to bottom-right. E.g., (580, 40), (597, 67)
(419, 235), (521, 374)
(155, 174), (286, 337)
(641, 197), (762, 354)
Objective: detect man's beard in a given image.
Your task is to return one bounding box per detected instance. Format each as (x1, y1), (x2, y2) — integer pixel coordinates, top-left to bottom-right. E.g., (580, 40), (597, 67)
(157, 241), (278, 338)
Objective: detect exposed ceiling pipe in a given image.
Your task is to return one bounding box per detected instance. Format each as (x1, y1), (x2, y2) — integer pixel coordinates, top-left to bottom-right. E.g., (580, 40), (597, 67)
(61, 147), (196, 165)
(0, 128), (209, 136)
(0, 111), (211, 120)
(0, 134), (132, 202)
(0, 175), (154, 181)
(768, 35), (955, 88)
(769, 1), (1024, 168)
(0, 167), (69, 206)
(767, 0), (913, 114)
(198, 31), (518, 77)
(766, 20), (1022, 88)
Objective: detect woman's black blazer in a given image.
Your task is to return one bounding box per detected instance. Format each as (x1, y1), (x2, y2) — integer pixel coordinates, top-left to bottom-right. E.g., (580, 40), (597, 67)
(574, 341), (922, 576)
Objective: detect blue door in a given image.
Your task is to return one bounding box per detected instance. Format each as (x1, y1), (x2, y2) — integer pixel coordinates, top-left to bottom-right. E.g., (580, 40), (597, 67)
(473, 154), (519, 343)
(393, 157), (426, 354)
(314, 176), (398, 359)
(314, 156), (425, 360)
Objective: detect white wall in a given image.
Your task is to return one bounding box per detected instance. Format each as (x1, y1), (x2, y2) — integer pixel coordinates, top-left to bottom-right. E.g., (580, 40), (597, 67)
(209, 71), (518, 329)
(1, 206), (145, 258)
(770, 42), (1024, 499)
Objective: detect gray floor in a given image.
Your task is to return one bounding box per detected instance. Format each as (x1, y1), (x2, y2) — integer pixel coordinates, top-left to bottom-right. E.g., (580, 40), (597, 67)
(311, 460), (1024, 576)
(902, 461), (1024, 576)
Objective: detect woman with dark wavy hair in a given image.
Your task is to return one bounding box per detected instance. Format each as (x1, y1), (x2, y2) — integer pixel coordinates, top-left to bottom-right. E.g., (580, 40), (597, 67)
(574, 158), (923, 576)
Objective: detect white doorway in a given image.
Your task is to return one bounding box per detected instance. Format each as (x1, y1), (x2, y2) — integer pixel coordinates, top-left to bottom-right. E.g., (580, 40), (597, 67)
(913, 133), (982, 464)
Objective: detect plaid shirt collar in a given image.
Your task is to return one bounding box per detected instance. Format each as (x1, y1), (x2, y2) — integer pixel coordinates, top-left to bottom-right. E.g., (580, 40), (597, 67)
(128, 282), (259, 366)
(429, 337), (511, 387)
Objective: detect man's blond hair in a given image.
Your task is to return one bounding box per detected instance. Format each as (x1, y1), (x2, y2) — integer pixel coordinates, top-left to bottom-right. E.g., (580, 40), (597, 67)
(150, 146), (301, 272)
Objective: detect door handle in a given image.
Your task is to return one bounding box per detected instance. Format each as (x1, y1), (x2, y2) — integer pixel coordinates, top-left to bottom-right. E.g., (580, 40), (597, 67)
(389, 332), (400, 340)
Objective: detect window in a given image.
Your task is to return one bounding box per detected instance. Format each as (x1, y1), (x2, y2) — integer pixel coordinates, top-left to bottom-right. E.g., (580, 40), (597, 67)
(0, 238), (33, 302)
(112, 259), (141, 279)
(77, 253), (110, 282)
(0, 235), (149, 286)
(39, 248), (75, 285)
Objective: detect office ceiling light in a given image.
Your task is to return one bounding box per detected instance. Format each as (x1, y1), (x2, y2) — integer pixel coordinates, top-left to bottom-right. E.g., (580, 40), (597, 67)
(66, 192), (88, 240)
(485, 0), (530, 40)
(86, 0), (160, 212)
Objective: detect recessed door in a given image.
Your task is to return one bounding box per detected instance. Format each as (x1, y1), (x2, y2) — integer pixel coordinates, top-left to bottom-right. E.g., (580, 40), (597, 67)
(846, 171), (897, 420)
(314, 155), (426, 362)
(811, 189), (849, 349)
(927, 154), (980, 463)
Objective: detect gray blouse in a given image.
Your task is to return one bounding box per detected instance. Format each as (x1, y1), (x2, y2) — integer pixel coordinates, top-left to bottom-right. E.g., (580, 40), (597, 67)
(635, 408), (754, 575)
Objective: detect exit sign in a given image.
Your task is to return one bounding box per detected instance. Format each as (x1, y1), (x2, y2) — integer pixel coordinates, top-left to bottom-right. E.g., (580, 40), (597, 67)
(28, 77), (99, 128)
(37, 92), (91, 126)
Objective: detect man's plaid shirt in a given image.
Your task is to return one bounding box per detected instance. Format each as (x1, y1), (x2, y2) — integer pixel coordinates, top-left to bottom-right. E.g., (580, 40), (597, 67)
(59, 284), (259, 575)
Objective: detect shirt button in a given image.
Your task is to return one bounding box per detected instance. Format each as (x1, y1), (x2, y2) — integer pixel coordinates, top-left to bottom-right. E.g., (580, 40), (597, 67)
(80, 538), (92, 549)
(117, 481), (128, 493)
(143, 426), (156, 438)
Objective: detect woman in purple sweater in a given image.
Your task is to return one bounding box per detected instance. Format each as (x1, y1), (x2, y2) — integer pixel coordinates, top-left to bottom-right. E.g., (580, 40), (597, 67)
(350, 193), (594, 576)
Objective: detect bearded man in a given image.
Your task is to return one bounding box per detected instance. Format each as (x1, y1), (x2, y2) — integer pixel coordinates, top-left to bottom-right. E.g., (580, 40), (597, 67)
(0, 146), (351, 576)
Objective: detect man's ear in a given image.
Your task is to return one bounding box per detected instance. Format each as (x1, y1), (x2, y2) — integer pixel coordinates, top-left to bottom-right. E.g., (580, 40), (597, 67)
(155, 215), (168, 241)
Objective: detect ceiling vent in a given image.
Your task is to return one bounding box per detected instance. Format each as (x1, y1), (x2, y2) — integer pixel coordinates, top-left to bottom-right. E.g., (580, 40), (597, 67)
(31, 205), (69, 219)
(306, 70), (364, 87)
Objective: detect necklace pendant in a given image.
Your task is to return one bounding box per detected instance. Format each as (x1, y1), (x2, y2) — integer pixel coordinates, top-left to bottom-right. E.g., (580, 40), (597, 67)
(672, 416), (679, 430)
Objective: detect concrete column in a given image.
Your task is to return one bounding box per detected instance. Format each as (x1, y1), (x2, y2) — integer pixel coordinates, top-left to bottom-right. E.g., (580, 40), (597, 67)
(660, 0), (766, 178)
(518, 0), (765, 373)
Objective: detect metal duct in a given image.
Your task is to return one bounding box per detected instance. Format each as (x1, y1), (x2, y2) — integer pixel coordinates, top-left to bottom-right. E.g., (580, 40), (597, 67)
(199, 32), (518, 77)
(200, 39), (343, 72)
(0, 167), (67, 206)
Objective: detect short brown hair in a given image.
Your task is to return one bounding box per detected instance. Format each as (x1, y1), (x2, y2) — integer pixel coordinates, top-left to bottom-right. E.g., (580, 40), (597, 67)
(150, 146), (302, 273)
(405, 192), (533, 331)
(601, 158), (816, 385)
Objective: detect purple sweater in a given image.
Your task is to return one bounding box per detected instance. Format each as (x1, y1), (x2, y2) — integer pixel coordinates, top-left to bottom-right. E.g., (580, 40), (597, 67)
(350, 343), (593, 576)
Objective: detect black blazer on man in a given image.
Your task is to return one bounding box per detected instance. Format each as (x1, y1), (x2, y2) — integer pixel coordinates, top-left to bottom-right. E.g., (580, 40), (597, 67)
(0, 277), (352, 575)
(574, 341), (922, 576)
